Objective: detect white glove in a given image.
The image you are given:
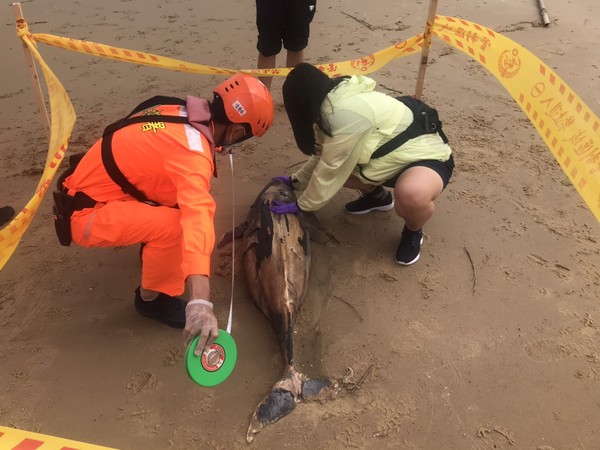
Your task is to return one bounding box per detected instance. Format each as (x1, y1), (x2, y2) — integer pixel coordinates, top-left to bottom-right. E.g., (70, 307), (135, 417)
(183, 300), (219, 356)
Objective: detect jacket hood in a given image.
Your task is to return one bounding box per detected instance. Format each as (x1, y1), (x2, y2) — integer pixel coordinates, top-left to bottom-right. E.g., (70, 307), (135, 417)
(328, 75), (377, 101)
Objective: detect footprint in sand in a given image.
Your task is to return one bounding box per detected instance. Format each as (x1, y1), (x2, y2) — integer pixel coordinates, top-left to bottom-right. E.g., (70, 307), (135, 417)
(524, 339), (572, 362)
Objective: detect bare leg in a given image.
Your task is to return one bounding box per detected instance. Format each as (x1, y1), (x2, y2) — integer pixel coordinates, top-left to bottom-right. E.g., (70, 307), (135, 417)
(286, 50), (304, 69)
(258, 53), (276, 89)
(393, 166), (444, 231)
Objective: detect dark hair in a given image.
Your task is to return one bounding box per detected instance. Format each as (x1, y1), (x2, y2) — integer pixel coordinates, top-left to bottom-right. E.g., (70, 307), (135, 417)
(282, 63), (349, 155)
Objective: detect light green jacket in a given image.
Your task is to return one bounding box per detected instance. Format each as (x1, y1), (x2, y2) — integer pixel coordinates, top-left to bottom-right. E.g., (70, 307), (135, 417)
(292, 75), (452, 212)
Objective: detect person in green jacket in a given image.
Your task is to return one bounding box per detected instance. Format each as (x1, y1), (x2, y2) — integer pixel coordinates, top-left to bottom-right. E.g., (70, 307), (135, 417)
(270, 63), (454, 266)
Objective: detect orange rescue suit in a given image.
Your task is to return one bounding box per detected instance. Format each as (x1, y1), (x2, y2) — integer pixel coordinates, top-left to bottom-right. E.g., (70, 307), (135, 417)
(63, 103), (216, 296)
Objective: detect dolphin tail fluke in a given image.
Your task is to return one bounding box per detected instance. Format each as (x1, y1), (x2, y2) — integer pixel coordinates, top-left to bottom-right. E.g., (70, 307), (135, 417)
(300, 376), (340, 402)
(246, 387), (297, 443)
(246, 369), (342, 443)
(246, 366), (303, 443)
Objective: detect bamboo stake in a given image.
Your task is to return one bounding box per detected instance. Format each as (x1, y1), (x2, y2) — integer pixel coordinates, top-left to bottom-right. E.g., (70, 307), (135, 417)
(12, 2), (51, 138)
(414, 0), (439, 100)
(537, 0), (550, 26)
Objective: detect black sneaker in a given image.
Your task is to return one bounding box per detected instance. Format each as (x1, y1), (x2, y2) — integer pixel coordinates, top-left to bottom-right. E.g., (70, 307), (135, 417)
(0, 206), (15, 227)
(395, 227), (424, 266)
(345, 186), (394, 214)
(134, 286), (186, 328)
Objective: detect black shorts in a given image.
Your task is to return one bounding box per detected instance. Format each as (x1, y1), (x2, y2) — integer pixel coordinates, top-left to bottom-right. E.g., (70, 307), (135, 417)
(256, 0), (317, 56)
(382, 154), (455, 189)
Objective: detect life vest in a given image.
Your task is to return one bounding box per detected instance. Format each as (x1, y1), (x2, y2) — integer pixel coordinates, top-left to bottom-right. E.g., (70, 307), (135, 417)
(52, 96), (216, 246)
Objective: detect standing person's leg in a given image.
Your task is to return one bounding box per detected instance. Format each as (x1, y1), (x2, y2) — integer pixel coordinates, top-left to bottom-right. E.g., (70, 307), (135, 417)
(393, 166), (444, 265)
(283, 0), (317, 69)
(70, 202), (187, 326)
(256, 0), (284, 89)
(286, 50), (304, 69)
(258, 54), (277, 89)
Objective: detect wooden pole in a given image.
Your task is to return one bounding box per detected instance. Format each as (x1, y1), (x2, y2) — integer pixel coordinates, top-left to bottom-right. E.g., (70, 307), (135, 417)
(12, 2), (51, 138)
(414, 0), (439, 100)
(537, 0), (550, 26)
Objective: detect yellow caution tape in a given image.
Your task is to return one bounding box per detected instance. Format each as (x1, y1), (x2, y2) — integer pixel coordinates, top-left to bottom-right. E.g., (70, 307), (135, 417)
(0, 21), (75, 270)
(0, 425), (117, 449)
(432, 15), (599, 222)
(1, 16), (598, 270)
(30, 30), (423, 77)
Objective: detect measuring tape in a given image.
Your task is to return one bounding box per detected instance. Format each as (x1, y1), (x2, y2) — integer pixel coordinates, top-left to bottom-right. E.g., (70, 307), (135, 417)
(185, 153), (238, 387)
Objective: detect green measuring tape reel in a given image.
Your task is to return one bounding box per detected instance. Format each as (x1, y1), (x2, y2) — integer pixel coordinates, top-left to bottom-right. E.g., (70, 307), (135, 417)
(185, 329), (237, 387)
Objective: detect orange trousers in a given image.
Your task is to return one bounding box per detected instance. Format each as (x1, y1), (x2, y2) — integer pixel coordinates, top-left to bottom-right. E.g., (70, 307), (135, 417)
(70, 201), (185, 296)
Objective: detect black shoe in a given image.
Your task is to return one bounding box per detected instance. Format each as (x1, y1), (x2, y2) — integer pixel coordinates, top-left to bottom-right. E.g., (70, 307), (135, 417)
(344, 186), (394, 214)
(395, 226), (424, 266)
(134, 286), (186, 328)
(0, 206), (15, 227)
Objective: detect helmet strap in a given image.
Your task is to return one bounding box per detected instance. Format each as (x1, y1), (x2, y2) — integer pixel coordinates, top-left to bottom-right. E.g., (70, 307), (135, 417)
(223, 123), (250, 146)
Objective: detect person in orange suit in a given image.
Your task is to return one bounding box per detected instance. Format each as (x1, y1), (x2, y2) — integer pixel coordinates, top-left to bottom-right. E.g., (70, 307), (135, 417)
(56, 74), (274, 355)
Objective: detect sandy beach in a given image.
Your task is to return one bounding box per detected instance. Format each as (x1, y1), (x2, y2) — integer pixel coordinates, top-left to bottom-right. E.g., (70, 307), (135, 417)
(1, 0), (599, 448)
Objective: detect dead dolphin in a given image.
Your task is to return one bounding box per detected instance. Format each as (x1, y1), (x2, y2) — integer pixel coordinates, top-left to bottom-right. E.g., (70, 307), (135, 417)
(218, 179), (339, 442)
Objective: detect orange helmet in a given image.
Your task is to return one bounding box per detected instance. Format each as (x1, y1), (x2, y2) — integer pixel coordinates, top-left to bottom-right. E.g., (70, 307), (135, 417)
(213, 73), (274, 137)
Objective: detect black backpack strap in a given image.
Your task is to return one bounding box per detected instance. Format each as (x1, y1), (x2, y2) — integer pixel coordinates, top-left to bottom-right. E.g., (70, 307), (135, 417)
(101, 129), (149, 203)
(101, 96), (218, 203)
(126, 96), (186, 117)
(56, 98), (194, 209)
(100, 115), (190, 204)
(127, 96), (219, 178)
(102, 115), (190, 137)
(437, 125), (449, 145)
(370, 96), (448, 160)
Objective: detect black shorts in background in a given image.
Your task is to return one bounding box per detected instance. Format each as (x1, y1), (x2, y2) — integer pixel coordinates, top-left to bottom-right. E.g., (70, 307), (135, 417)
(256, 0), (317, 57)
